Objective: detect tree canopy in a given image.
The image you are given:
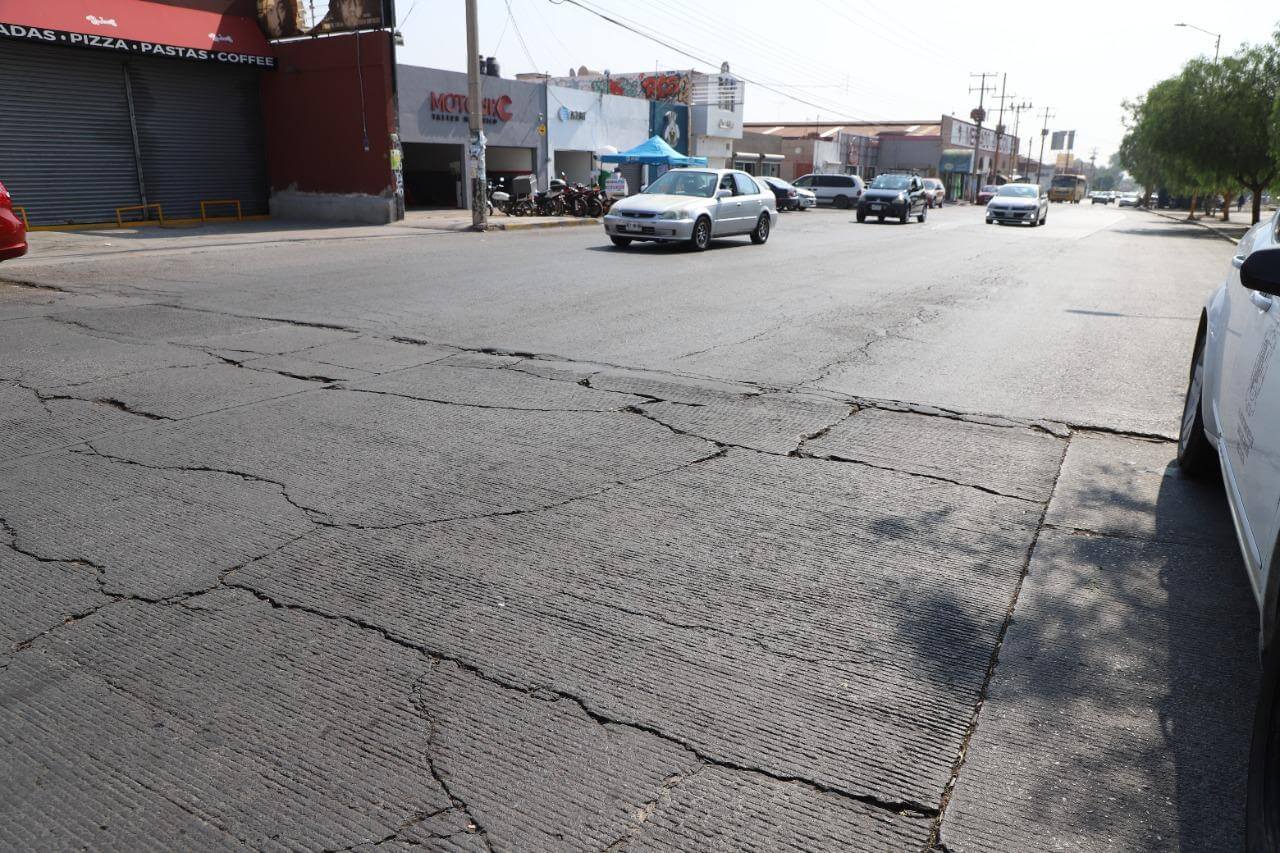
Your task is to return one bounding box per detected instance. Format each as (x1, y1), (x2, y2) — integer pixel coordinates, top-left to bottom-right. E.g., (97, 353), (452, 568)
(1118, 32), (1280, 223)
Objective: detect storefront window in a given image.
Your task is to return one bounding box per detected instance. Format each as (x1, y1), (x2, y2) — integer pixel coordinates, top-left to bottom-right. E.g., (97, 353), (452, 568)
(760, 163), (780, 177)
(734, 160), (757, 175)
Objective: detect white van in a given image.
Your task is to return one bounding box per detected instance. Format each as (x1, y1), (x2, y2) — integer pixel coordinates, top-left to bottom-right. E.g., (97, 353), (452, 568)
(791, 173), (865, 209)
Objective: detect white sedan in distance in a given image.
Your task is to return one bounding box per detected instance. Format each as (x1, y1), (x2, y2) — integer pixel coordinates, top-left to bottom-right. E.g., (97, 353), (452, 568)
(603, 168), (778, 251)
(1177, 210), (1280, 849)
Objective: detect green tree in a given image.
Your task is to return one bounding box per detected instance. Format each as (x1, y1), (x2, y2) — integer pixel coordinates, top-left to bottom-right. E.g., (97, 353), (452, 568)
(1122, 39), (1279, 224)
(1209, 44), (1279, 223)
(1119, 84), (1211, 215)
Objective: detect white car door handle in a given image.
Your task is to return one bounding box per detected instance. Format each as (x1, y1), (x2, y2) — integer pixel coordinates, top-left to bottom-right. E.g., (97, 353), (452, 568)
(1233, 255), (1246, 269)
(1251, 291), (1274, 312)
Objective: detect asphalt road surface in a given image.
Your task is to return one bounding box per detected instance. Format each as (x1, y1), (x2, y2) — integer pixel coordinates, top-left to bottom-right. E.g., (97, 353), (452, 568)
(0, 204), (1259, 851)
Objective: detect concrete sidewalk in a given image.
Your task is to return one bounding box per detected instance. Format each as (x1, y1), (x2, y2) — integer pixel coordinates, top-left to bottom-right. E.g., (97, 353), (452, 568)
(941, 433), (1256, 852)
(1149, 208), (1257, 244)
(401, 208), (600, 232)
(10, 212), (596, 267)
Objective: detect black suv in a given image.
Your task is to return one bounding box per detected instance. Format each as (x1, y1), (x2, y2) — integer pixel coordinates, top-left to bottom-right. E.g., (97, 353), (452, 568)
(856, 174), (928, 223)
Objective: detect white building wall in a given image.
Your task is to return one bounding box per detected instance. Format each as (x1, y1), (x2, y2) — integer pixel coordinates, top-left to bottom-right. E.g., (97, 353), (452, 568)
(690, 73), (744, 169)
(546, 85), (651, 184)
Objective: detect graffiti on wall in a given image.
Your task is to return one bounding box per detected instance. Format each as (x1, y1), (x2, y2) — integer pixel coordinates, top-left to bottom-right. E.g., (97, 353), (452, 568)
(554, 71), (692, 105)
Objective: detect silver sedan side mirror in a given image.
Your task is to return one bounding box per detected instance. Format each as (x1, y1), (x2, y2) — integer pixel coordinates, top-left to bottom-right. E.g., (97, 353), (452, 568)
(1240, 247), (1280, 296)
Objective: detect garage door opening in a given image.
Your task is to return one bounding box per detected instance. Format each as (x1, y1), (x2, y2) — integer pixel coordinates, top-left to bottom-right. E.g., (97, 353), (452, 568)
(403, 142), (464, 209)
(487, 146), (535, 195)
(554, 150), (595, 186)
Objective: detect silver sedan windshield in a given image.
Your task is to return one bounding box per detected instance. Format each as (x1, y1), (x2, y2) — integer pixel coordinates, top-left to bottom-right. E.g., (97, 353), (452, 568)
(644, 171), (716, 198)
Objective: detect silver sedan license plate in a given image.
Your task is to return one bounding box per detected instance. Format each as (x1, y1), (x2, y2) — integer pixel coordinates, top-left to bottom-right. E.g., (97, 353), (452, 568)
(625, 222), (642, 232)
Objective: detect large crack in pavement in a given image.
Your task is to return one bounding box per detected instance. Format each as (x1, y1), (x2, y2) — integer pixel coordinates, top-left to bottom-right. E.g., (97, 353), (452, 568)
(624, 403), (1049, 504)
(4, 288), (1182, 847)
(924, 432), (1072, 849)
(409, 677), (497, 853)
(231, 581), (940, 820)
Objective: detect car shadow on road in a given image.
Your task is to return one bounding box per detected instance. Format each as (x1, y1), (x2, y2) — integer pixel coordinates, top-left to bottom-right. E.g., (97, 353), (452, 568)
(585, 241), (749, 254)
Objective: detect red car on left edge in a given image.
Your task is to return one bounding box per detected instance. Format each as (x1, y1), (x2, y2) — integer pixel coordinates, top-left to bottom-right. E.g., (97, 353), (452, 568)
(0, 180), (28, 261)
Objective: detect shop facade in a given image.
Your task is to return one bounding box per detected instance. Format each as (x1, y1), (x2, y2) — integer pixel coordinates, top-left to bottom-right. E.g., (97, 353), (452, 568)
(0, 0), (275, 226)
(939, 115), (1018, 200)
(546, 84), (650, 191)
(548, 68), (743, 170)
(397, 65), (545, 209)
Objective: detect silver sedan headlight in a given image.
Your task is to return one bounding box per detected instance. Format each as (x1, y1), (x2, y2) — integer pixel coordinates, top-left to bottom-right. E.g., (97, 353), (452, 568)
(660, 210), (685, 220)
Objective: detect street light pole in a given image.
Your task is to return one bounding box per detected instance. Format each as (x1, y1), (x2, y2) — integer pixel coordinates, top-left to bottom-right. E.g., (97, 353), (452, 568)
(1175, 22), (1221, 62)
(465, 0), (487, 230)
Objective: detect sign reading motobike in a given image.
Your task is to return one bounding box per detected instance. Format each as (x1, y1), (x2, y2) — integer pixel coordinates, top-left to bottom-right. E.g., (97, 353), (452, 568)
(428, 91), (513, 124)
(0, 22), (275, 65)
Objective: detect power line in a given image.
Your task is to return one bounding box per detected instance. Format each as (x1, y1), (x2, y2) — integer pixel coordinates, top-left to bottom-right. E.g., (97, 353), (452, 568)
(637, 0), (892, 108)
(504, 0), (541, 73)
(554, 0), (875, 121)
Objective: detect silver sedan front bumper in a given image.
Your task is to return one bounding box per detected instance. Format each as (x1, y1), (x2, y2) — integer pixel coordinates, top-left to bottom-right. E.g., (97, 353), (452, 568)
(602, 215), (694, 241)
(987, 206), (1038, 223)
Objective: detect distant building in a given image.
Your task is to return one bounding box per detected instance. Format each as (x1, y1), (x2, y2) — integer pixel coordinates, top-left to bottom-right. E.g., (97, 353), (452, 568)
(746, 117), (1026, 200)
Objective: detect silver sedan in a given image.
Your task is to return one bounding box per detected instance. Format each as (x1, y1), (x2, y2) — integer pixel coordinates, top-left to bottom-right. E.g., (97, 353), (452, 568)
(603, 168), (778, 251)
(985, 183), (1049, 226)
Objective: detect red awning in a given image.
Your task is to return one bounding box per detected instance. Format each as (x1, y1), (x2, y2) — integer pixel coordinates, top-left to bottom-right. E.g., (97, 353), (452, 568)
(0, 0), (275, 67)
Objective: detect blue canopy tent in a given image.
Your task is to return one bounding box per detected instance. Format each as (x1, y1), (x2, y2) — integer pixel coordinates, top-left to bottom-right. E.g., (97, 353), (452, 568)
(599, 135), (708, 167)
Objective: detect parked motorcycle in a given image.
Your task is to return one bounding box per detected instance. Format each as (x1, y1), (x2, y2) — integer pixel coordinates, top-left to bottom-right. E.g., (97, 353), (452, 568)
(533, 178), (567, 216)
(487, 181), (510, 216)
(509, 174), (536, 216)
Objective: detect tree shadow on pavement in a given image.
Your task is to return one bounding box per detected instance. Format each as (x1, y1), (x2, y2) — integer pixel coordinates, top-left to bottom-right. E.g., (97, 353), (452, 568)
(1108, 225), (1227, 240)
(949, 450), (1257, 851)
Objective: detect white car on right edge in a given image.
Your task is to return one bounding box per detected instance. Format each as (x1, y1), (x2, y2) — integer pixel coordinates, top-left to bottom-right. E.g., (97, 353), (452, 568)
(1177, 209), (1280, 850)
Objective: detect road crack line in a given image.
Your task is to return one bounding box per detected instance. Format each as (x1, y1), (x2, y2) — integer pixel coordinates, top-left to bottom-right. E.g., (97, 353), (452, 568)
(217, 583), (938, 821)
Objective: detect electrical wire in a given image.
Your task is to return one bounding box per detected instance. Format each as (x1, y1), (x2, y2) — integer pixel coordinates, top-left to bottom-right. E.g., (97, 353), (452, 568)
(397, 0), (419, 27)
(554, 0), (877, 121)
(493, 5), (512, 53)
(504, 0), (542, 74)
(637, 0), (889, 104)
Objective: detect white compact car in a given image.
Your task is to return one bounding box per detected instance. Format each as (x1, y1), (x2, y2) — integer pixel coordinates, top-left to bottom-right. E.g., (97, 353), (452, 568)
(1178, 210), (1280, 848)
(602, 168), (778, 251)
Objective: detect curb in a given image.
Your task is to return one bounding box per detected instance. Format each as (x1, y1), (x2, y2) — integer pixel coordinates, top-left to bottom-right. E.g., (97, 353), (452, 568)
(1148, 208), (1244, 245)
(492, 217), (601, 232)
(425, 217), (602, 233)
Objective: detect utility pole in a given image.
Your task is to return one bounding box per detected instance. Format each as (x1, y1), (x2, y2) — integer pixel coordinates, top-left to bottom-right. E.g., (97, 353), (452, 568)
(1008, 99), (1033, 179)
(465, 0), (487, 230)
(1035, 106), (1054, 186)
(968, 72), (997, 202)
(991, 74), (1008, 181)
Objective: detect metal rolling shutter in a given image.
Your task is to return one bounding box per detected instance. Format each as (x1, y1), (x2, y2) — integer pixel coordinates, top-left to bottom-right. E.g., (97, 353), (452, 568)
(0, 42), (141, 226)
(127, 58), (268, 221)
(620, 164), (643, 196)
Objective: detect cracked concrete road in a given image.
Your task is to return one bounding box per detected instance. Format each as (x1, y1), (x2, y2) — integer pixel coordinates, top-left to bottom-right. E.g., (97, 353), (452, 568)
(0, 205), (1257, 851)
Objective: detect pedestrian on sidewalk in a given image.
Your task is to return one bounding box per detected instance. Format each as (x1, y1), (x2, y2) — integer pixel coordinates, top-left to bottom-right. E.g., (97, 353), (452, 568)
(1238, 193), (1247, 212)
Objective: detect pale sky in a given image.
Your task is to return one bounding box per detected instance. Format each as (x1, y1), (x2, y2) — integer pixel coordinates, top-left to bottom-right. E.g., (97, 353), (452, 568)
(392, 0), (1276, 163)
